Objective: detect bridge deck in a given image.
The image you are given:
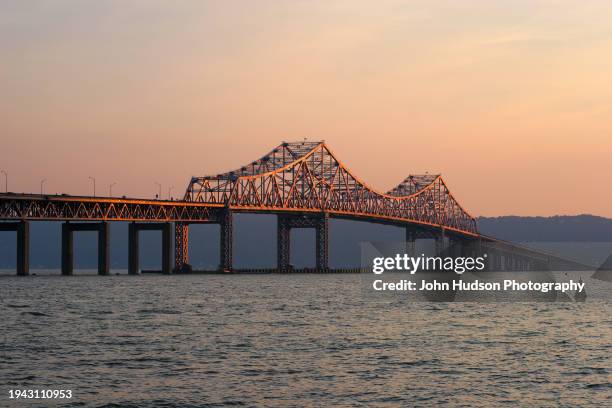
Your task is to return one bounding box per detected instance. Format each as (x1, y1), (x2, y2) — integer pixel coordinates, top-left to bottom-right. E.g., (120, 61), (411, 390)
(0, 193), (483, 238)
(0, 193), (222, 222)
(0, 193), (593, 274)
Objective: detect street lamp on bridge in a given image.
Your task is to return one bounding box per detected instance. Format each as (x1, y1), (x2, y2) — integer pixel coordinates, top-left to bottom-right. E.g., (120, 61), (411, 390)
(40, 179), (46, 195)
(88, 176), (96, 197)
(110, 182), (117, 197)
(168, 186), (174, 200)
(154, 182), (161, 199)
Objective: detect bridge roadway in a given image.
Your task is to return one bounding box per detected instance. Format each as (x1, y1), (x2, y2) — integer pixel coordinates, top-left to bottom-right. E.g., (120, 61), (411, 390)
(0, 192), (589, 276)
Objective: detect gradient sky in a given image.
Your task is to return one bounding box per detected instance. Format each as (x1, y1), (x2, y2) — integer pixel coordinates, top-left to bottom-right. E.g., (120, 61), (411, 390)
(1, 0), (611, 217)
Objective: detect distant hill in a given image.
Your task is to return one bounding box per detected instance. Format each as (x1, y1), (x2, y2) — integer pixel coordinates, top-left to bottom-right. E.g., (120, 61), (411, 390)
(477, 215), (612, 242)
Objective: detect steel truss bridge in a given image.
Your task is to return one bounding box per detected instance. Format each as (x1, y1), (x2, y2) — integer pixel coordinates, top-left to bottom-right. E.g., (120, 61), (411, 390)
(0, 141), (588, 275)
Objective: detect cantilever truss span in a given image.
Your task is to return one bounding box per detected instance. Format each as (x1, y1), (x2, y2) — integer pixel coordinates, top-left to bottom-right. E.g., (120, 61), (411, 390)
(185, 141), (478, 235)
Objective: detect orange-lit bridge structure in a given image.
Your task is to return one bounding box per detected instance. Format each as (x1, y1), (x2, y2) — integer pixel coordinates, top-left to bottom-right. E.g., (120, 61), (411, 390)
(0, 141), (580, 275)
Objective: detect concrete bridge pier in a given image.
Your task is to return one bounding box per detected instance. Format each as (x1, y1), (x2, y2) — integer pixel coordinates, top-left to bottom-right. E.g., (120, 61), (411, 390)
(498, 253), (504, 271)
(98, 222), (110, 275)
(17, 221), (29, 276)
(161, 223), (172, 274)
(128, 223), (138, 274)
(128, 222), (172, 275)
(0, 221), (29, 276)
(492, 252), (502, 271)
(62, 223), (74, 275)
(405, 229), (416, 256)
(61, 222), (110, 275)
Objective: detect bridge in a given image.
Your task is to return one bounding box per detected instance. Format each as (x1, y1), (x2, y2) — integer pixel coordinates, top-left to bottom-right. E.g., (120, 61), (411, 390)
(0, 141), (589, 275)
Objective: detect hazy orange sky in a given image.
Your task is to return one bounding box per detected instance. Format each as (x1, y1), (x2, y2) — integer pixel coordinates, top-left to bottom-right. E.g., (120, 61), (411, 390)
(1, 1), (611, 217)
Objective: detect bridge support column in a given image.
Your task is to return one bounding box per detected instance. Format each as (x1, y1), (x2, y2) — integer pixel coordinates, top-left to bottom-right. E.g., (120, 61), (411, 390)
(161, 222), (172, 275)
(17, 221), (29, 276)
(219, 210), (233, 272)
(61, 223), (74, 275)
(448, 238), (462, 258)
(174, 222), (189, 272)
(405, 229), (416, 256)
(98, 222), (110, 275)
(1, 222), (30, 276)
(494, 252), (500, 271)
(128, 222), (139, 275)
(435, 228), (446, 255)
(488, 252), (496, 271)
(315, 214), (329, 271)
(62, 222), (110, 275)
(277, 215), (291, 272)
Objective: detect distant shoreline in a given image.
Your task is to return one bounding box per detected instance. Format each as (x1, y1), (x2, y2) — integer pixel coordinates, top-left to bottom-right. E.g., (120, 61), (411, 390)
(478, 215), (612, 242)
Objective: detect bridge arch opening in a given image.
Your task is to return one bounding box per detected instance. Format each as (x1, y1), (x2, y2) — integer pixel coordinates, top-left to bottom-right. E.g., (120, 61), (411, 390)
(136, 230), (163, 272)
(233, 214), (276, 270)
(127, 223), (172, 274)
(72, 230), (100, 274)
(0, 222), (28, 275)
(61, 222), (110, 276)
(276, 213), (329, 272)
(184, 223), (220, 271)
(289, 228), (316, 269)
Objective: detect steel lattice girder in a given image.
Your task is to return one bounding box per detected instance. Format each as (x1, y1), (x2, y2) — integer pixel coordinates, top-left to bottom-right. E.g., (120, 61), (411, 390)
(185, 141), (478, 235)
(0, 195), (222, 222)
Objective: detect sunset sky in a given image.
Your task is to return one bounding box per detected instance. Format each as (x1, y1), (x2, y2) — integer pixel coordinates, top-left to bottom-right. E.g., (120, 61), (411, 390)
(1, 1), (611, 217)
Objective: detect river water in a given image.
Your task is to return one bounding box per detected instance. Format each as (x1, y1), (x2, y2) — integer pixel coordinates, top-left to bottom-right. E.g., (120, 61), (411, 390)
(1, 273), (611, 407)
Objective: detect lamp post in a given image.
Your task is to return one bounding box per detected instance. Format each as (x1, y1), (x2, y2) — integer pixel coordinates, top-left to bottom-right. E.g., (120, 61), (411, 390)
(168, 186), (174, 200)
(89, 176), (96, 197)
(0, 170), (6, 192)
(40, 179), (46, 195)
(109, 182), (117, 197)
(154, 182), (161, 199)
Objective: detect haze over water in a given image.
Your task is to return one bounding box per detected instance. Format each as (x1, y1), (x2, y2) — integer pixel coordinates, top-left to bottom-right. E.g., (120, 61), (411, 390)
(2, 273), (610, 407)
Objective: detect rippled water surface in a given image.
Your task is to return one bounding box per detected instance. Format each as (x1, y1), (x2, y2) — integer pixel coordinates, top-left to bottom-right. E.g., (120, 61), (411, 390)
(1, 274), (611, 407)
